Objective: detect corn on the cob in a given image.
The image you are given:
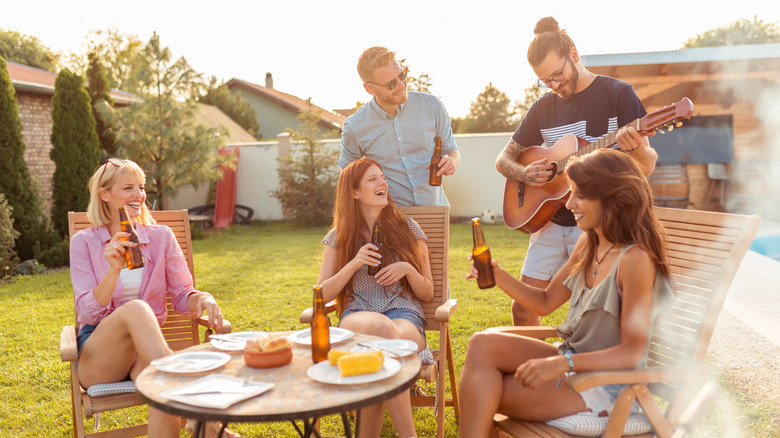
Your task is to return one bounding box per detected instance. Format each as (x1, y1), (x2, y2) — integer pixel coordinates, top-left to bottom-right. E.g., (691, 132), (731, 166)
(337, 351), (384, 376)
(327, 349), (352, 366)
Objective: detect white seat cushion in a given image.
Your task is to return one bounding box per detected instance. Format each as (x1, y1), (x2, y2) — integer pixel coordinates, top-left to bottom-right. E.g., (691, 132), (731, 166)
(546, 412), (653, 436)
(86, 381), (136, 397)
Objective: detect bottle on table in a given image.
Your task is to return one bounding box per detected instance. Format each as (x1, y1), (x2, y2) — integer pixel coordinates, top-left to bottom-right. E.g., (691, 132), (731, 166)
(118, 206), (144, 270)
(310, 285), (331, 363)
(471, 217), (495, 289)
(429, 136), (443, 186)
(367, 221), (382, 276)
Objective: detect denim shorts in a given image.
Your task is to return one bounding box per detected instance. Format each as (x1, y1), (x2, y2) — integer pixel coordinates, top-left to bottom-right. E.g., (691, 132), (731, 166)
(563, 350), (638, 415)
(77, 324), (98, 358)
(521, 222), (582, 281)
(340, 308), (426, 341)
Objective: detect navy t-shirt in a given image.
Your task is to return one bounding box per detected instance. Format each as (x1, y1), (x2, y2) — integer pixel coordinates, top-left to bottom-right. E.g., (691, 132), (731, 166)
(512, 76), (647, 226)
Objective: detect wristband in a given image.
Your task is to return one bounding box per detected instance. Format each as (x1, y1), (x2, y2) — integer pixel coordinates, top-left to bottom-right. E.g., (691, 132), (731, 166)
(563, 351), (574, 371)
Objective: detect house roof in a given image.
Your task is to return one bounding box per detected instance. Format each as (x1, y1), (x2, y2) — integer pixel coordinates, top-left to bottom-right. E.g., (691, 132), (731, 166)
(6, 60), (141, 105)
(581, 43), (780, 109)
(225, 78), (346, 130)
(194, 103), (257, 144)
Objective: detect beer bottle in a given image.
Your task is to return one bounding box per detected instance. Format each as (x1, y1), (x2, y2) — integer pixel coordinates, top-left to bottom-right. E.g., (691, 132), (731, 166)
(367, 221), (382, 276)
(471, 217), (495, 289)
(429, 136), (443, 186)
(310, 285), (331, 363)
(118, 207), (144, 270)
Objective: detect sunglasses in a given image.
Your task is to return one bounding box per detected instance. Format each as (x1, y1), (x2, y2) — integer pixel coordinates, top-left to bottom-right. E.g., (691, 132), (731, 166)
(366, 68), (409, 91)
(99, 158), (128, 183)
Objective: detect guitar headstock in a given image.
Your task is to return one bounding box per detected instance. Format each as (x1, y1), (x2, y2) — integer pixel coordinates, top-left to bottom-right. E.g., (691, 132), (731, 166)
(638, 97), (694, 135)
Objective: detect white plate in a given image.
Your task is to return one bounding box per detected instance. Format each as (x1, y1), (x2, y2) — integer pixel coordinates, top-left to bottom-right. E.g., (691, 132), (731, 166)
(151, 352), (231, 374)
(161, 374), (273, 409)
(351, 339), (418, 357)
(306, 358), (401, 385)
(288, 327), (353, 346)
(210, 331), (266, 351)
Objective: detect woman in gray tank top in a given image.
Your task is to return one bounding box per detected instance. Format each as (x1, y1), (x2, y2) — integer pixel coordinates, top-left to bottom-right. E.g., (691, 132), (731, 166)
(459, 149), (674, 436)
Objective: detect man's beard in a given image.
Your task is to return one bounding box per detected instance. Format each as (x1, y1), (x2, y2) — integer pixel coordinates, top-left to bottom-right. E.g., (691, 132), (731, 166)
(555, 67), (580, 99)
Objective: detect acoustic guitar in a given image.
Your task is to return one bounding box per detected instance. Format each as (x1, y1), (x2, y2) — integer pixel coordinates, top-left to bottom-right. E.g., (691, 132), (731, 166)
(503, 97), (694, 233)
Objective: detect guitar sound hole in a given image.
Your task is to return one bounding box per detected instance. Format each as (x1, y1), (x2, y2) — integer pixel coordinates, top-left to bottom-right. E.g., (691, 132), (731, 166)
(547, 163), (558, 182)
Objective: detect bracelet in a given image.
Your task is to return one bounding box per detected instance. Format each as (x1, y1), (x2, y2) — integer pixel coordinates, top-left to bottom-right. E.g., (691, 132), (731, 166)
(557, 352), (575, 388)
(563, 351), (574, 371)
(623, 144), (641, 153)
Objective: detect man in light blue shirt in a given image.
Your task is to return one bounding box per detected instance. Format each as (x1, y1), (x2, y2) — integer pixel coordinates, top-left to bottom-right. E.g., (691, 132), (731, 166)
(340, 46), (460, 207)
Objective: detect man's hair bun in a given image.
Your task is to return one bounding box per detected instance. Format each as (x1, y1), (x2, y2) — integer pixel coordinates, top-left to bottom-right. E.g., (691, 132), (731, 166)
(534, 16), (560, 35)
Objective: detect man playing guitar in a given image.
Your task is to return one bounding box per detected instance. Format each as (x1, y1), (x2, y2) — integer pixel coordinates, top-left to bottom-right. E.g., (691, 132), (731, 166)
(495, 16), (658, 326)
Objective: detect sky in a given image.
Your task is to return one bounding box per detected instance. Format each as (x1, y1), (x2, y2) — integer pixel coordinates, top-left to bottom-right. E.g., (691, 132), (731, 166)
(4, 1), (780, 118)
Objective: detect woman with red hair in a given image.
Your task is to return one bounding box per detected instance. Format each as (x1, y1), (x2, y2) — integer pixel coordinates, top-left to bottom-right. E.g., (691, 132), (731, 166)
(317, 158), (434, 437)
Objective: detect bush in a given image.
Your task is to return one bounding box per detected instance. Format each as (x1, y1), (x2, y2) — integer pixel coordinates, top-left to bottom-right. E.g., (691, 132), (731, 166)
(12, 259), (46, 276)
(50, 68), (101, 238)
(0, 55), (49, 261)
(0, 192), (20, 278)
(34, 237), (69, 269)
(271, 101), (339, 226)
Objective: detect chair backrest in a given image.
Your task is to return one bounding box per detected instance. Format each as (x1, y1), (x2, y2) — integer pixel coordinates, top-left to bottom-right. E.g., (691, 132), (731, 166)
(706, 163), (729, 181)
(648, 207), (760, 401)
(68, 210), (200, 350)
(397, 205), (450, 331)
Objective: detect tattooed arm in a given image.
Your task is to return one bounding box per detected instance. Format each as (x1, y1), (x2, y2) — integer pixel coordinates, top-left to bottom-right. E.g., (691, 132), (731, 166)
(495, 138), (551, 187)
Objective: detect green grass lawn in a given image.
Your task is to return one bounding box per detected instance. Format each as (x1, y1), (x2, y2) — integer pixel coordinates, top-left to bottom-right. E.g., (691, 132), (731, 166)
(0, 221), (777, 437)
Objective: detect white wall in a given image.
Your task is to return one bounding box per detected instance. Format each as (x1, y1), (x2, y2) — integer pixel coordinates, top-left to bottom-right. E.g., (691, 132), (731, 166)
(168, 132), (513, 220)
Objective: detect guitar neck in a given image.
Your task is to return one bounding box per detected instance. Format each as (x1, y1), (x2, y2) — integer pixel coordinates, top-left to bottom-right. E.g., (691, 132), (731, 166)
(554, 119), (639, 172)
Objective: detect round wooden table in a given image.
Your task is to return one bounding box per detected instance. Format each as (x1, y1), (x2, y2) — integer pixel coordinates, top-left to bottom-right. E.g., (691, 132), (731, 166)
(135, 331), (421, 437)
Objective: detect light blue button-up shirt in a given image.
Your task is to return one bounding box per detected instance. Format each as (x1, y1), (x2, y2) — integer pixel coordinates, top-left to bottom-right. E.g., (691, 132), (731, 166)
(339, 91), (458, 207)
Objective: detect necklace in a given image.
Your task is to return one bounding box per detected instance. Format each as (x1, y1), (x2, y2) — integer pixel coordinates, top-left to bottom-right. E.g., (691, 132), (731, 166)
(592, 244), (616, 278)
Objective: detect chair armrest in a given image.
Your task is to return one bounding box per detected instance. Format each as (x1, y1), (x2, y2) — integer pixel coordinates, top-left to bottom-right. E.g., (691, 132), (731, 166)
(197, 316), (232, 335)
(564, 364), (707, 393)
(434, 298), (458, 322)
(60, 325), (78, 362)
(300, 300), (338, 324)
(483, 325), (559, 340)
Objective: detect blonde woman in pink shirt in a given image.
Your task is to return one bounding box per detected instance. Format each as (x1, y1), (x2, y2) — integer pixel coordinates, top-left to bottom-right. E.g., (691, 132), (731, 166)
(69, 158), (234, 438)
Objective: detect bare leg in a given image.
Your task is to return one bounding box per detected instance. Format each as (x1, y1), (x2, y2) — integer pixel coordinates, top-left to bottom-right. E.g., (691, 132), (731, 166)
(458, 330), (586, 437)
(148, 406), (180, 437)
(78, 300), (177, 437)
(511, 275), (547, 326)
(358, 402), (385, 438)
(340, 312), (424, 437)
(78, 300), (171, 386)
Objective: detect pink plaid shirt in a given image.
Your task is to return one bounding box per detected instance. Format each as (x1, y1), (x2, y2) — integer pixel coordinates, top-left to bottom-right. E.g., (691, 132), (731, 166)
(69, 223), (197, 328)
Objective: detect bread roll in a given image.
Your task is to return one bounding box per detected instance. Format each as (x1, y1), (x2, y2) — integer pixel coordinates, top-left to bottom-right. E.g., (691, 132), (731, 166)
(262, 336), (290, 352)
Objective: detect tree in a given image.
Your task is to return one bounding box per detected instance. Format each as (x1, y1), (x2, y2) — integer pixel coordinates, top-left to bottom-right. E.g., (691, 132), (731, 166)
(64, 26), (143, 92)
(50, 69), (101, 238)
(271, 99), (340, 226)
(682, 16), (780, 47)
(459, 82), (515, 133)
(86, 52), (118, 157)
(0, 193), (20, 278)
(399, 58), (433, 94)
(197, 76), (261, 139)
(0, 55), (50, 261)
(110, 33), (231, 209)
(514, 82), (545, 121)
(0, 28), (58, 71)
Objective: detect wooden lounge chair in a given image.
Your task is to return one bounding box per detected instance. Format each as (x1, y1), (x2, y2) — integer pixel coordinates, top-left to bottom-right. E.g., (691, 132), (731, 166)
(60, 209), (231, 438)
(300, 205), (459, 438)
(492, 207), (761, 438)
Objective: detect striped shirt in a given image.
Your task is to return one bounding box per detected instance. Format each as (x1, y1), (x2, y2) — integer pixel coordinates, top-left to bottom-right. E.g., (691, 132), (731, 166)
(69, 223), (197, 328)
